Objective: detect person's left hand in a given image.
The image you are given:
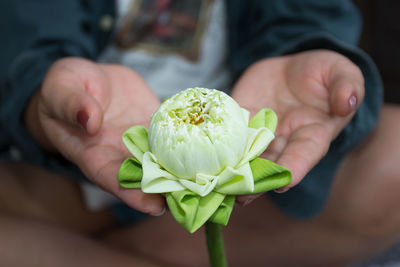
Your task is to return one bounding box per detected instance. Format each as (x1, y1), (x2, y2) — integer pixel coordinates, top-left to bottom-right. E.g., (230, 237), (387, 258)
(231, 50), (364, 204)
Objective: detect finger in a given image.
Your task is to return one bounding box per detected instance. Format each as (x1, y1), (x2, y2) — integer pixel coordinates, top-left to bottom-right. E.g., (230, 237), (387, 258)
(40, 86), (104, 135)
(260, 135), (287, 162)
(274, 124), (330, 193)
(82, 146), (166, 216)
(328, 60), (364, 117)
(40, 58), (113, 135)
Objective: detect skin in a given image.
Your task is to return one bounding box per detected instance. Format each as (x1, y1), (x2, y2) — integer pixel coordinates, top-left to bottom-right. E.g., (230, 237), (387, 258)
(3, 106), (400, 266)
(26, 50), (364, 209)
(233, 50), (364, 201)
(1, 49), (387, 266)
(25, 58), (165, 216)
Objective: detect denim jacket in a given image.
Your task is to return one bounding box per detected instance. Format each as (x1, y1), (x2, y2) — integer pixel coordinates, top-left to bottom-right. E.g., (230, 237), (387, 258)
(0, 0), (382, 217)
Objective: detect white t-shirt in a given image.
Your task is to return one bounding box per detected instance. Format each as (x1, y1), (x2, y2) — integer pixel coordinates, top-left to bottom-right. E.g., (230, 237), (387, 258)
(98, 0), (232, 99)
(85, 0), (232, 211)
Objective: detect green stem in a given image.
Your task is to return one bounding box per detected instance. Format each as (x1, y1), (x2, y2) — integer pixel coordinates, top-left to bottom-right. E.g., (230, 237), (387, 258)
(205, 222), (228, 267)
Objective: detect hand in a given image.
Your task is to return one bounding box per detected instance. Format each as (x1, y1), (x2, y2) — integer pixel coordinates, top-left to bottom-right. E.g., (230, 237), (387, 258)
(25, 58), (165, 215)
(231, 50), (364, 203)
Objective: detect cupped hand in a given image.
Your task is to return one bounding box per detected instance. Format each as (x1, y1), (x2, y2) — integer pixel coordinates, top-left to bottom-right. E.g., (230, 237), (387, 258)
(26, 58), (165, 215)
(232, 50), (364, 203)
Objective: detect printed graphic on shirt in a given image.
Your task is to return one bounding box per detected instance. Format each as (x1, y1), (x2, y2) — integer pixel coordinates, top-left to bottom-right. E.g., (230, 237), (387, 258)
(115, 0), (213, 61)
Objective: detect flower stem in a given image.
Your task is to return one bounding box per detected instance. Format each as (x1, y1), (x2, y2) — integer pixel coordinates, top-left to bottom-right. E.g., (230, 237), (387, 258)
(205, 222), (228, 267)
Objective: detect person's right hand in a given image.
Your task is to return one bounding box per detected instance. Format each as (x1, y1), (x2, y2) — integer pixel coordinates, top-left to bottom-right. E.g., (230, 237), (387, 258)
(25, 57), (165, 215)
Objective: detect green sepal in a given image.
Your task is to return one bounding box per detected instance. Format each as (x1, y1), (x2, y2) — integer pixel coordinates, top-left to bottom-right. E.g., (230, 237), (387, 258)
(122, 126), (150, 163)
(248, 108), (278, 133)
(117, 158), (143, 189)
(247, 108), (291, 193)
(208, 195), (235, 226)
(166, 190), (225, 233)
(250, 157), (292, 194)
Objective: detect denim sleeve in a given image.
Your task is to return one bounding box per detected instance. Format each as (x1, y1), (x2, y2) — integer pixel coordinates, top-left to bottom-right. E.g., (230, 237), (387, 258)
(227, 0), (383, 217)
(0, 0), (101, 174)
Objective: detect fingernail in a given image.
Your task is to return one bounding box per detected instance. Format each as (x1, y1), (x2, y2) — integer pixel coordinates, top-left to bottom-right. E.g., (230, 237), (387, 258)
(243, 199), (253, 206)
(240, 195), (259, 206)
(274, 187), (289, 194)
(349, 94), (358, 111)
(150, 207), (166, 217)
(76, 110), (89, 130)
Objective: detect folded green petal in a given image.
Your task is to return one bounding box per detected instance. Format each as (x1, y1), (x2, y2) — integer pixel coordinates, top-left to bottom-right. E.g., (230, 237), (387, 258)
(117, 157), (143, 188)
(166, 190), (226, 233)
(141, 152), (186, 193)
(250, 157), (292, 193)
(122, 126), (150, 163)
(208, 195), (235, 226)
(249, 108), (278, 132)
(215, 163), (254, 195)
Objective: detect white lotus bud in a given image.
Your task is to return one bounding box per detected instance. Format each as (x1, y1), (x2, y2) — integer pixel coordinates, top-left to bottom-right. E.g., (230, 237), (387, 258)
(148, 88), (249, 180)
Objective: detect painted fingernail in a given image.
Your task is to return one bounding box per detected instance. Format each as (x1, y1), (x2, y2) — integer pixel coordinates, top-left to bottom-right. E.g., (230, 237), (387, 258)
(349, 94), (358, 111)
(151, 207), (166, 216)
(76, 110), (89, 130)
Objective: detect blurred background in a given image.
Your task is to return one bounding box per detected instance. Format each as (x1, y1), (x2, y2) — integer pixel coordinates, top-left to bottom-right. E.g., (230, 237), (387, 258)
(355, 0), (400, 104)
(0, 1), (398, 266)
(350, 1), (400, 265)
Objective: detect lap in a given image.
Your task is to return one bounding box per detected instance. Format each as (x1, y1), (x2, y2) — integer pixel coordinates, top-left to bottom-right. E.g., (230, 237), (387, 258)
(1, 104), (400, 266)
(0, 161), (116, 234)
(101, 104), (400, 266)
(322, 104), (400, 235)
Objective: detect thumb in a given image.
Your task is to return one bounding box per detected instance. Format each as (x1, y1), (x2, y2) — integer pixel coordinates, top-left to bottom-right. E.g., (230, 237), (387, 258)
(39, 59), (110, 135)
(328, 61), (364, 117)
(40, 85), (104, 135)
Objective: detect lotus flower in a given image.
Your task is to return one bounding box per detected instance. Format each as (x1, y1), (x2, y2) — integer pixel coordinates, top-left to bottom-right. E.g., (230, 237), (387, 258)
(118, 87), (291, 233)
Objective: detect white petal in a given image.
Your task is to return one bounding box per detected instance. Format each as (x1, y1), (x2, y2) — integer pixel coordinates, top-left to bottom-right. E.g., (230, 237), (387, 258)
(241, 108), (250, 125)
(141, 152), (185, 193)
(215, 163), (254, 195)
(180, 173), (218, 197)
(238, 127), (274, 167)
(148, 88), (248, 179)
